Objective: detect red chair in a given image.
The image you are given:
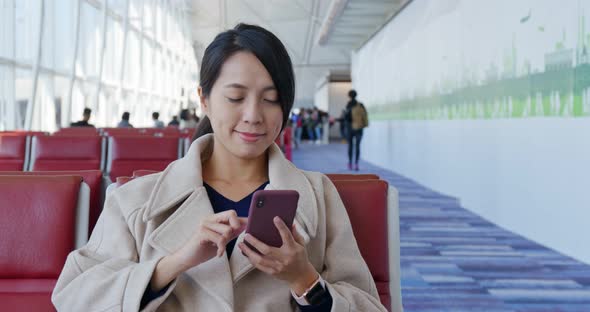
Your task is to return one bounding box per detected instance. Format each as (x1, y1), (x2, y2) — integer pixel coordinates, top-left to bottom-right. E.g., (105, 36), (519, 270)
(0, 134), (28, 171)
(0, 175), (89, 312)
(53, 127), (99, 136)
(132, 169), (159, 177)
(329, 177), (402, 312)
(180, 128), (197, 139)
(106, 136), (181, 181)
(0, 170), (104, 236)
(1, 131), (48, 137)
(29, 136), (104, 171)
(326, 173), (380, 180)
(100, 128), (141, 136)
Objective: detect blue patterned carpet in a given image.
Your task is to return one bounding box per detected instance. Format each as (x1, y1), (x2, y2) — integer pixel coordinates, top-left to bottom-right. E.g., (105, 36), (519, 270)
(292, 142), (590, 312)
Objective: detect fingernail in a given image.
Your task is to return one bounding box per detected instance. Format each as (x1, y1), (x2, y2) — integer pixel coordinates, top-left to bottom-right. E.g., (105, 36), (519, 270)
(274, 216), (280, 223)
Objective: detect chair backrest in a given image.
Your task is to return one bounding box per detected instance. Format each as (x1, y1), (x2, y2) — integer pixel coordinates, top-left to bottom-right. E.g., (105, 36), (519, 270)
(326, 173), (380, 180)
(106, 136), (181, 181)
(29, 135), (104, 171)
(0, 134), (28, 171)
(53, 127), (100, 136)
(180, 128), (196, 139)
(330, 178), (392, 312)
(0, 170), (103, 237)
(0, 175), (87, 279)
(132, 169), (159, 177)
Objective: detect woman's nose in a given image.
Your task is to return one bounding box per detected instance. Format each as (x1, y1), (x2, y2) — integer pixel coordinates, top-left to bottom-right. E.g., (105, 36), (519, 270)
(242, 99), (263, 124)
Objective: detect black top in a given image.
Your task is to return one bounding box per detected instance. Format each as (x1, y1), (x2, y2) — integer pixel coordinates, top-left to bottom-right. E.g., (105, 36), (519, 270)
(203, 181), (268, 257)
(70, 120), (95, 127)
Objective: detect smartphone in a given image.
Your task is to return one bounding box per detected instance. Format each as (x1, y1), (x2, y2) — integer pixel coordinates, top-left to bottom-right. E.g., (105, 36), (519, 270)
(245, 190), (299, 250)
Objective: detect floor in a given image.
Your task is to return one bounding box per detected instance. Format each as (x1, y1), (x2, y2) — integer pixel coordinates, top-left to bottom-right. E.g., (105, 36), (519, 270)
(292, 141), (590, 312)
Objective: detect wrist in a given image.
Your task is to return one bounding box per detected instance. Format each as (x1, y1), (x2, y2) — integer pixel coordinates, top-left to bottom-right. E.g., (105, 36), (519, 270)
(289, 263), (319, 296)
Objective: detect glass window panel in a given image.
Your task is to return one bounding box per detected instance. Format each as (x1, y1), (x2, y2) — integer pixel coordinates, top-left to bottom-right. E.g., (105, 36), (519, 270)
(156, 1), (165, 42)
(129, 0), (141, 28)
(0, 65), (16, 130)
(54, 75), (69, 127)
(124, 30), (140, 87)
(32, 73), (57, 131)
(104, 17), (123, 82)
(144, 0), (154, 37)
(15, 0), (41, 64)
(14, 69), (32, 129)
(52, 0), (77, 72)
(1, 0), (15, 59)
(40, 1), (54, 70)
(78, 2), (101, 79)
(108, 0), (127, 16)
(142, 41), (152, 88)
(70, 80), (92, 124)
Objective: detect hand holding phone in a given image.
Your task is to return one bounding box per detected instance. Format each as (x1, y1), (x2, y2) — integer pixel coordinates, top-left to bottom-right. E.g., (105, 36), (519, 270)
(245, 190), (299, 249)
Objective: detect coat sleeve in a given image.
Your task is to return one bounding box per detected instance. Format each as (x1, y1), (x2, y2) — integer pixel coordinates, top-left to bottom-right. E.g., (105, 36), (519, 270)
(318, 176), (388, 312)
(51, 193), (176, 312)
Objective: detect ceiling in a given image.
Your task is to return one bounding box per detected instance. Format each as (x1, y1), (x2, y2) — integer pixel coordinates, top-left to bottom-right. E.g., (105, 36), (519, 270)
(188, 0), (408, 108)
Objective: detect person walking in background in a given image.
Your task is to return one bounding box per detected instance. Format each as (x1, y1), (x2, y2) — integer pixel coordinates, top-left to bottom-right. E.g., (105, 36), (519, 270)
(294, 110), (303, 147)
(337, 108), (348, 143)
(117, 111), (134, 128)
(71, 107), (95, 127)
(311, 108), (321, 144)
(152, 112), (165, 128)
(304, 109), (315, 142)
(344, 90), (369, 171)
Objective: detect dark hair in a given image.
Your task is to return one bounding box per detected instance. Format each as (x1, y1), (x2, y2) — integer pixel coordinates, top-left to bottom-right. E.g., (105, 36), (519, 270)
(83, 108), (92, 115)
(180, 109), (189, 121)
(194, 23), (295, 141)
(122, 112), (130, 121)
(152, 112), (159, 119)
(348, 90), (357, 99)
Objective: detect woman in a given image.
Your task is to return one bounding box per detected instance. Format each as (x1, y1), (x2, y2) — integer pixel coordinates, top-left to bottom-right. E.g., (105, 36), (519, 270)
(52, 24), (385, 312)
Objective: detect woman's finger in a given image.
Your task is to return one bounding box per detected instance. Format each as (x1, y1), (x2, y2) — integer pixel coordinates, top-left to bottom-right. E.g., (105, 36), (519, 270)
(203, 221), (234, 240)
(212, 210), (240, 228)
(244, 234), (273, 256)
(238, 242), (279, 273)
(201, 227), (225, 257)
(273, 217), (295, 246)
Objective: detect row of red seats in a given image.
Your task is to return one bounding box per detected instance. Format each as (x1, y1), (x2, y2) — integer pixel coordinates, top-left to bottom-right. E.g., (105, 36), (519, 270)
(0, 132), (185, 181)
(53, 126), (196, 138)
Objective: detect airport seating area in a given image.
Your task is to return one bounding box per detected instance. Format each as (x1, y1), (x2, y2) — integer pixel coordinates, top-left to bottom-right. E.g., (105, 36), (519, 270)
(0, 129), (402, 312)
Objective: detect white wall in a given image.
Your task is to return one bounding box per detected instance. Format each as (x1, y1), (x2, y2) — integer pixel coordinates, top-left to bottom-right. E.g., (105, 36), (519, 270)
(362, 118), (590, 264)
(314, 81), (351, 138)
(314, 82), (329, 112)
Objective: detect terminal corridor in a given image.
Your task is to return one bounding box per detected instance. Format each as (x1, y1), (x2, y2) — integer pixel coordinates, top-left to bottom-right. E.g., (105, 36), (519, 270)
(293, 142), (590, 312)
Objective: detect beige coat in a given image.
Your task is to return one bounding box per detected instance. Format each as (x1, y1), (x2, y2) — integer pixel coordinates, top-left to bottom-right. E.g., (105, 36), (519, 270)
(52, 134), (386, 312)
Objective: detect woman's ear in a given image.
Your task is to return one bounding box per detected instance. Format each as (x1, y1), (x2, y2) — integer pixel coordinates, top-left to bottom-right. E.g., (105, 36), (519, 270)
(198, 86), (208, 115)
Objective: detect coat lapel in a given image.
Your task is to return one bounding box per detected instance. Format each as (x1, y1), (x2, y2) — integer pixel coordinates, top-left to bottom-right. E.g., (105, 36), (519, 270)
(142, 133), (319, 295)
(146, 187), (234, 310)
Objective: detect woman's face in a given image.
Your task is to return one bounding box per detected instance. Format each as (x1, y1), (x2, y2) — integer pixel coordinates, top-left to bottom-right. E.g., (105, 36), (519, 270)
(200, 51), (283, 160)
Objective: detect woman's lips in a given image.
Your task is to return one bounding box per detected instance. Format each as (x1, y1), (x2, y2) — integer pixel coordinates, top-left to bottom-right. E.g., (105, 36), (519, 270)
(236, 131), (265, 143)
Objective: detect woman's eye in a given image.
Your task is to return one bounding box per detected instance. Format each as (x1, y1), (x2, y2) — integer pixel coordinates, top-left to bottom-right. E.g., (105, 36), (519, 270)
(227, 97), (244, 103)
(264, 99), (280, 104)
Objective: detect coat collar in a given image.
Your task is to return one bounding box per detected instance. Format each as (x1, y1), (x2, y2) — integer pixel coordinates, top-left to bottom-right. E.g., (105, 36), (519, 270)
(142, 133), (318, 237)
(142, 134), (318, 306)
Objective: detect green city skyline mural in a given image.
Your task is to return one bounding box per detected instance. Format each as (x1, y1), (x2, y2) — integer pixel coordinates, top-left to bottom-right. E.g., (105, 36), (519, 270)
(355, 1), (590, 120)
